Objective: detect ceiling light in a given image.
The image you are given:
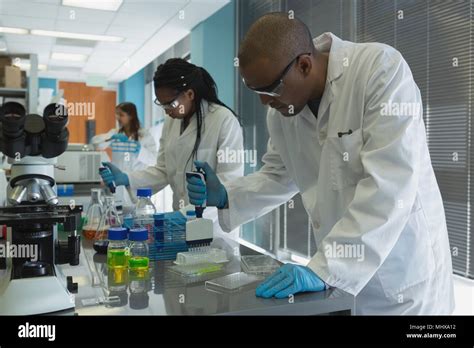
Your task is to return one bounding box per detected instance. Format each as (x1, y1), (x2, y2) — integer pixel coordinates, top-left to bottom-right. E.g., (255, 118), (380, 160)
(0, 27), (28, 35)
(51, 52), (88, 62)
(62, 0), (123, 12)
(31, 29), (123, 42)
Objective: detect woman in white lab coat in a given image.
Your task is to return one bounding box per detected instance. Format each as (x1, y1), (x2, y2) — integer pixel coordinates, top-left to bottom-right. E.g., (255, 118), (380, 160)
(91, 102), (157, 171)
(100, 58), (244, 217)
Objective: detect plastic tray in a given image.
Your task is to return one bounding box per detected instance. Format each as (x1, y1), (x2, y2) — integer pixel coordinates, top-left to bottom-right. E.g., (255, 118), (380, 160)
(169, 263), (224, 278)
(240, 255), (280, 275)
(205, 272), (263, 293)
(174, 248), (228, 266)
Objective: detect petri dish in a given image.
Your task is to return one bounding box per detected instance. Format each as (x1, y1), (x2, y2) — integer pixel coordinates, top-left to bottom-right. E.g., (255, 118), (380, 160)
(205, 272), (263, 293)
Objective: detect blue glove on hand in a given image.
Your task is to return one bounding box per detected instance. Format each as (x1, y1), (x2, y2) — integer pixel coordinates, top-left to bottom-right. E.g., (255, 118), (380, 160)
(110, 133), (129, 142)
(186, 161), (228, 209)
(256, 264), (326, 299)
(100, 162), (130, 187)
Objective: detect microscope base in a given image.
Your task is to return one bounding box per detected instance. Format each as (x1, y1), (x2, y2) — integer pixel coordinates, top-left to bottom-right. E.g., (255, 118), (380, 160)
(0, 271), (74, 315)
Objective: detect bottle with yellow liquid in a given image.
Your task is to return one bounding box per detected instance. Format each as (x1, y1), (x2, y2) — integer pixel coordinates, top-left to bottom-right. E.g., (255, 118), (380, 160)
(128, 228), (149, 278)
(107, 227), (129, 270)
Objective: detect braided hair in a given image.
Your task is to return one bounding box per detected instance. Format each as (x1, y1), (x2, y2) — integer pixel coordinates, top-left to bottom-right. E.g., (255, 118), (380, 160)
(153, 58), (238, 170)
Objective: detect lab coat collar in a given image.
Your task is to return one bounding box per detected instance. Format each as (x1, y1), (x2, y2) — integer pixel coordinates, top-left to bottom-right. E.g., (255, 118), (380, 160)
(313, 32), (346, 83)
(312, 33), (347, 142)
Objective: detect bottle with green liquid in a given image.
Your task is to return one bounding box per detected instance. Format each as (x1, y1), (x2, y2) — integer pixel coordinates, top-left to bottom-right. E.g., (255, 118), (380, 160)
(128, 228), (150, 278)
(107, 227), (129, 269)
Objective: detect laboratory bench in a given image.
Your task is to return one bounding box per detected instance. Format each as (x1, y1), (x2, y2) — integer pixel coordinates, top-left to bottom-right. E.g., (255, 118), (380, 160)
(58, 235), (355, 315)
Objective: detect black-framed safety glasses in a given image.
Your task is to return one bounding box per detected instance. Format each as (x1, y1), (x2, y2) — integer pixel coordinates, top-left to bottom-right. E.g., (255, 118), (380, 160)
(242, 52), (311, 97)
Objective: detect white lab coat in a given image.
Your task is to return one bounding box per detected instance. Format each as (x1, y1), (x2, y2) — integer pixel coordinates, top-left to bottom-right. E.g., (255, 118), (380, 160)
(91, 128), (157, 171)
(218, 33), (455, 315)
(128, 100), (244, 231)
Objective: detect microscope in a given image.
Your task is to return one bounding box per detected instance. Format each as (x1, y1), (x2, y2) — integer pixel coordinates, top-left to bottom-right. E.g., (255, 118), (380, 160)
(0, 101), (82, 315)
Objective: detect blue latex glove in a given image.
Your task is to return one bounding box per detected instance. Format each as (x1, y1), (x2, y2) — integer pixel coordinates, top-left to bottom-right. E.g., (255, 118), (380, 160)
(110, 133), (129, 142)
(256, 264), (326, 299)
(186, 161), (228, 209)
(100, 162), (130, 187)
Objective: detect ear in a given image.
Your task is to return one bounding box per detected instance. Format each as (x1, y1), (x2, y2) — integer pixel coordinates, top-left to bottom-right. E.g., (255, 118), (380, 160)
(185, 89), (195, 101)
(297, 55), (312, 77)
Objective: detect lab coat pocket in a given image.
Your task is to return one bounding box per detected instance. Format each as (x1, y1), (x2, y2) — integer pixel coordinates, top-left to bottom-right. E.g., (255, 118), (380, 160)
(377, 206), (435, 299)
(327, 128), (364, 190)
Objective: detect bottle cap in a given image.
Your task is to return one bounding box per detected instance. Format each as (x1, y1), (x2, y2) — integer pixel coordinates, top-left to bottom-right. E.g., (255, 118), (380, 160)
(186, 210), (196, 217)
(137, 188), (152, 197)
(108, 227), (128, 240)
(129, 228), (148, 241)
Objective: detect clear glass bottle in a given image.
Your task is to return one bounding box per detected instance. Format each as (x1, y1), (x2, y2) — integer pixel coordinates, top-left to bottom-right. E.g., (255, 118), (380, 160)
(134, 188), (156, 242)
(134, 188), (156, 217)
(94, 196), (122, 253)
(128, 227), (149, 275)
(107, 227), (129, 270)
(83, 188), (103, 240)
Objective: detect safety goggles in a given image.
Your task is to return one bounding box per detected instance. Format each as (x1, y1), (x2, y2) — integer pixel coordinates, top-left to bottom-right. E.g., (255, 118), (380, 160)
(154, 92), (183, 110)
(242, 53), (311, 97)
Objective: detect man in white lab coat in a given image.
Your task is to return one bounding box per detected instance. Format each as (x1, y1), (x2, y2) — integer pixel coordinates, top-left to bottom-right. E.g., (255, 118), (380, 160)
(187, 13), (454, 315)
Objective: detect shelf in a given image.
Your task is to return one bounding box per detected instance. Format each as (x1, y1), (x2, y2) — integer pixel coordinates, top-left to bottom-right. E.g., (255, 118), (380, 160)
(0, 87), (27, 98)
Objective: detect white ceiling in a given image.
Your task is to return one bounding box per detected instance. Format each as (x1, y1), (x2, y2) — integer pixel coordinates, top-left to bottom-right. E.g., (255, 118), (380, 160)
(0, 0), (229, 83)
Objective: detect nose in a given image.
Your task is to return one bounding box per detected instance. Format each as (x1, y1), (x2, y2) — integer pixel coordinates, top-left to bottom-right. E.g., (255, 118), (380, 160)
(259, 94), (273, 106)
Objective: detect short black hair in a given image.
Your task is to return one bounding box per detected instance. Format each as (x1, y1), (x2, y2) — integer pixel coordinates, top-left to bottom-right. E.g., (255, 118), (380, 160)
(238, 12), (315, 67)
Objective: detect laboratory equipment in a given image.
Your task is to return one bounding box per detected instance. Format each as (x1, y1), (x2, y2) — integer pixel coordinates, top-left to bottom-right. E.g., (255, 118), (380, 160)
(128, 227), (149, 276)
(93, 196), (122, 254)
(148, 212), (187, 261)
(106, 267), (128, 308)
(54, 144), (102, 183)
(0, 205), (82, 314)
(99, 162), (130, 192)
(184, 172), (213, 249)
(3, 102), (68, 206)
(99, 166), (116, 193)
(135, 188), (156, 216)
(83, 188), (104, 240)
(185, 170), (206, 217)
(175, 248), (228, 266)
(186, 216), (213, 250)
(154, 213), (165, 244)
(186, 160), (228, 209)
(133, 188), (156, 241)
(169, 263), (224, 278)
(205, 272), (263, 293)
(0, 101), (82, 315)
(240, 255), (280, 275)
(129, 230), (150, 294)
(107, 227), (129, 270)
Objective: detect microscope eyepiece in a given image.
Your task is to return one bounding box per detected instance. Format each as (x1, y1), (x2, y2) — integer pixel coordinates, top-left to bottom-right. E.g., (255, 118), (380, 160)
(0, 102), (26, 138)
(43, 103), (68, 134)
(41, 103), (69, 158)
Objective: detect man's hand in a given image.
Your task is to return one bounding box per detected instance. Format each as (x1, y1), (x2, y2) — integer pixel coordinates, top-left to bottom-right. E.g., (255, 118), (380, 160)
(256, 263), (326, 298)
